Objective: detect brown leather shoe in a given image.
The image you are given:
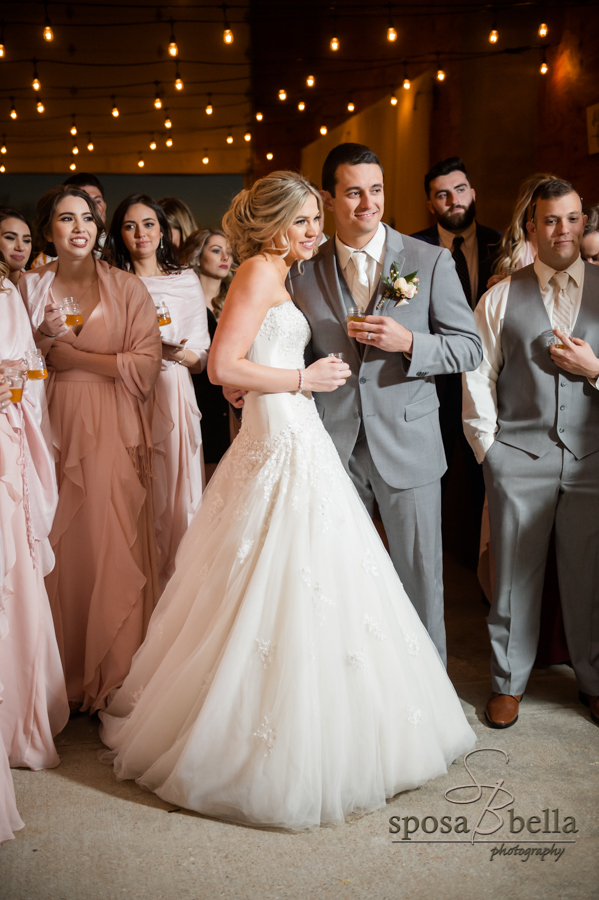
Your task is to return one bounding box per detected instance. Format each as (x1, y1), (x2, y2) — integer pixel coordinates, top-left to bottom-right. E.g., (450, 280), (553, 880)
(485, 692), (523, 729)
(579, 691), (599, 726)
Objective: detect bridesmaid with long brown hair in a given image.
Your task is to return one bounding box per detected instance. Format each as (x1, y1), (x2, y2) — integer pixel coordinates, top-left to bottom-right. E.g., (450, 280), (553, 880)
(20, 185), (162, 713)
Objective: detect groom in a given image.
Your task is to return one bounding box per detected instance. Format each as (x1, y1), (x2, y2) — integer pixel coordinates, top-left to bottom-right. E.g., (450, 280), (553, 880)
(288, 143), (482, 663)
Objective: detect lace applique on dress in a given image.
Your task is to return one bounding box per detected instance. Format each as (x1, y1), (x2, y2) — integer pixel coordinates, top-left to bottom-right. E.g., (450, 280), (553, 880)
(255, 639), (276, 669)
(347, 650), (366, 670)
(237, 539), (253, 563)
(363, 614), (386, 641)
(253, 714), (277, 757)
(362, 549), (379, 577)
(403, 632), (420, 656)
(407, 706), (422, 727)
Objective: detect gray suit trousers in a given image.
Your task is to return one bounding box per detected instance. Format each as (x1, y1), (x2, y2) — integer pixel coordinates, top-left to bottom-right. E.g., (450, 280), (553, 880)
(348, 433), (447, 665)
(483, 440), (599, 696)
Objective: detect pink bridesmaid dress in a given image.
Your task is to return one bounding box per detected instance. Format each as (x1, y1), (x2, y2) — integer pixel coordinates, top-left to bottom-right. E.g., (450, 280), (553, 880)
(20, 260), (162, 713)
(140, 268), (210, 590)
(0, 280), (69, 779)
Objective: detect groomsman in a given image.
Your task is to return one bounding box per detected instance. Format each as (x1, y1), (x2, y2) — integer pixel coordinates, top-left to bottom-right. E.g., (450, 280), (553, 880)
(288, 143), (482, 664)
(462, 178), (599, 728)
(412, 158), (501, 562)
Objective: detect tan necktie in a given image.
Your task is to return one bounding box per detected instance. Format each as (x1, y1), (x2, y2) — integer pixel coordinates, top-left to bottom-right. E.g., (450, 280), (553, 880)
(350, 250), (370, 310)
(552, 271), (572, 335)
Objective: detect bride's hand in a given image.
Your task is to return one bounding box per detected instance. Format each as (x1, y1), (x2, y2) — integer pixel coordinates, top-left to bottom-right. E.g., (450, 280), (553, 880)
(303, 357), (351, 392)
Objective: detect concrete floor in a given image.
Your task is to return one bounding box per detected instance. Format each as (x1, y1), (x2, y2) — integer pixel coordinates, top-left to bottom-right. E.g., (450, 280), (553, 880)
(1, 554), (598, 900)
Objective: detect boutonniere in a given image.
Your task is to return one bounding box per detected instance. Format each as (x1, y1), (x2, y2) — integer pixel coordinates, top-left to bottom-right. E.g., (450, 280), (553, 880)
(376, 263), (419, 310)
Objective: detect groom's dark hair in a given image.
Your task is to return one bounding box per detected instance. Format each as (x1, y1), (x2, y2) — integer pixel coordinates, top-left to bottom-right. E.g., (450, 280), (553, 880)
(322, 143), (384, 197)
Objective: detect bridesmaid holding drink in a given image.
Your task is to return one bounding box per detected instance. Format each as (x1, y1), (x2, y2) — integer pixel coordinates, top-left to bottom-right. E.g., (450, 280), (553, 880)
(20, 185), (162, 713)
(105, 195), (210, 591)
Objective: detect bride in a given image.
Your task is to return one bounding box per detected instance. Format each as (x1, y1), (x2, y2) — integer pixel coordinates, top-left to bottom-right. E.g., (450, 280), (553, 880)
(99, 172), (476, 830)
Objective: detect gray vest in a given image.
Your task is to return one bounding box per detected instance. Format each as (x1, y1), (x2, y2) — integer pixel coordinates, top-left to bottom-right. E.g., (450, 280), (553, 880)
(496, 262), (599, 459)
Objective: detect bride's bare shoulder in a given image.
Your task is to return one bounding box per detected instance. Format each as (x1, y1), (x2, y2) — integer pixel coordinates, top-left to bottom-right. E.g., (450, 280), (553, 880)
(234, 255), (280, 283)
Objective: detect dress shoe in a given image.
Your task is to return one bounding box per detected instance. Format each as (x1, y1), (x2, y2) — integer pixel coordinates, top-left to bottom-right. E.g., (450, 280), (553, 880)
(485, 692), (522, 729)
(579, 691), (599, 725)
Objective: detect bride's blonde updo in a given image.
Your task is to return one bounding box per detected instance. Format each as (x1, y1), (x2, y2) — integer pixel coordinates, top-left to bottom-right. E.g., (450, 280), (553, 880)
(223, 170), (322, 265)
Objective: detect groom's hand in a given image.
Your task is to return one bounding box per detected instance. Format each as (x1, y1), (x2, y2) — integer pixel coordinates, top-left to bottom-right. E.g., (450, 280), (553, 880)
(349, 316), (414, 354)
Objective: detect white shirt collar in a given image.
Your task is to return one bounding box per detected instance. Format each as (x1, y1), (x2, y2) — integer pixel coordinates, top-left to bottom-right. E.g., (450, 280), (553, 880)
(335, 222), (386, 270)
(534, 254), (584, 290)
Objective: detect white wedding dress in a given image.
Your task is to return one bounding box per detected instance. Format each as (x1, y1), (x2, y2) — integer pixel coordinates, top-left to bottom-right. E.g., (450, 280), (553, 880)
(99, 301), (476, 830)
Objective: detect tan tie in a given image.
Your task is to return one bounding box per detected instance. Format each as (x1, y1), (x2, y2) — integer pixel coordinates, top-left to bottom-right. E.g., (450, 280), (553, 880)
(350, 250), (370, 310)
(552, 271), (572, 335)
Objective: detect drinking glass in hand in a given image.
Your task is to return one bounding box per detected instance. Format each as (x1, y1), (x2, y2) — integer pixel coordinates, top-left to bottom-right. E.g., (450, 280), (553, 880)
(346, 307), (366, 333)
(24, 349), (47, 380)
(4, 367), (25, 403)
(156, 304), (172, 327)
(62, 298), (83, 327)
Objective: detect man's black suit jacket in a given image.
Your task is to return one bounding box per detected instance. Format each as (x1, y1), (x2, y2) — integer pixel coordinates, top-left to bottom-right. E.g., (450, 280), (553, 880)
(410, 222), (502, 305)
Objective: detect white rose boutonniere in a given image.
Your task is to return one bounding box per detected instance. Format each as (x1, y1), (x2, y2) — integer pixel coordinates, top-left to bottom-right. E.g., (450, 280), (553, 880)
(376, 262), (419, 310)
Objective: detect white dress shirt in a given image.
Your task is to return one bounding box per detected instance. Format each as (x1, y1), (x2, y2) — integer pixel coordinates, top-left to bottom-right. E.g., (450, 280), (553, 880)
(437, 220), (478, 302)
(462, 255), (596, 463)
(335, 222), (386, 308)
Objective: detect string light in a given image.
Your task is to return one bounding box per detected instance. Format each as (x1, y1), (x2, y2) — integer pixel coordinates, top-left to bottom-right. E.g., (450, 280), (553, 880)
(0, 138), (6, 155)
(226, 133), (233, 144)
(538, 22), (548, 37)
(205, 100), (213, 115)
(87, 134), (94, 151)
(149, 134), (157, 150)
(0, 22), (5, 58)
(403, 61), (411, 89)
(154, 83), (162, 109)
(330, 36), (339, 51)
(306, 75), (315, 87)
(168, 20), (178, 57)
(266, 152), (273, 160)
(175, 69), (184, 91)
(72, 144), (79, 156)
(43, 5), (54, 42)
(111, 97), (119, 117)
(202, 154), (209, 164)
(166, 137), (173, 147)
(489, 28), (498, 43)
(244, 132), (251, 141)
(138, 153), (145, 168)
(9, 99), (17, 120)
(347, 99), (355, 112)
(223, 3), (234, 44)
(32, 61), (40, 91)
(0, 166), (5, 174)
(298, 101), (305, 111)
(164, 116), (172, 129)
(387, 25), (397, 42)
(390, 94), (398, 106)
(320, 125), (328, 135)
(436, 55), (446, 81)
(69, 162), (76, 171)
(70, 117), (77, 136)
(36, 99), (45, 113)
(255, 111), (263, 121)
(278, 89), (287, 101)
(540, 52), (548, 74)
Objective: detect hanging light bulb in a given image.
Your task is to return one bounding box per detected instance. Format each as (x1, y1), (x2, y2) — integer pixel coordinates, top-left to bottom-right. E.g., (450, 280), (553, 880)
(87, 134), (94, 151)
(347, 100), (355, 113)
(0, 139), (6, 155)
(278, 89), (287, 101)
(138, 153), (145, 168)
(403, 61), (411, 89)
(164, 116), (172, 129)
(69, 162), (76, 171)
(149, 135), (157, 149)
(223, 4), (233, 43)
(9, 99), (17, 120)
(255, 111), (263, 121)
(298, 101), (306, 111)
(266, 152), (273, 160)
(390, 94), (398, 106)
(168, 20), (178, 57)
(387, 25), (397, 42)
(32, 61), (41, 91)
(437, 68), (446, 81)
(70, 118), (77, 136)
(330, 36), (339, 51)
(0, 166), (5, 174)
(205, 102), (213, 115)
(202, 154), (209, 165)
(36, 99), (45, 113)
(489, 28), (498, 43)
(72, 144), (79, 156)
(320, 125), (328, 135)
(540, 53), (548, 74)
(0, 23), (5, 58)
(226, 134), (234, 144)
(154, 84), (163, 109)
(306, 75), (315, 87)
(175, 70), (184, 91)
(111, 97), (119, 117)
(166, 137), (173, 147)
(43, 5), (54, 41)
(538, 22), (548, 37)
(244, 132), (251, 142)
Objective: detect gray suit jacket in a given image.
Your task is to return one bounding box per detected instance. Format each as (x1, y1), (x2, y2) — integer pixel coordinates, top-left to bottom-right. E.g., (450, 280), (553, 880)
(288, 224), (482, 489)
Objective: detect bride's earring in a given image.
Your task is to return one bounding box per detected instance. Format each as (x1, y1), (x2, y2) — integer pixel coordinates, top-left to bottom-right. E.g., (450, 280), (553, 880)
(160, 234), (164, 250)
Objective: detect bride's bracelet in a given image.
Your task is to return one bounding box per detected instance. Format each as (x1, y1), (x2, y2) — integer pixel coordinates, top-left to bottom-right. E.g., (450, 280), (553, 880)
(297, 369), (304, 392)
(38, 326), (56, 339)
(176, 348), (187, 366)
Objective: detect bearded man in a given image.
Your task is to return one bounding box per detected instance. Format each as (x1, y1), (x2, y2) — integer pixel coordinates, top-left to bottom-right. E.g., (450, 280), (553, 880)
(412, 158), (502, 565)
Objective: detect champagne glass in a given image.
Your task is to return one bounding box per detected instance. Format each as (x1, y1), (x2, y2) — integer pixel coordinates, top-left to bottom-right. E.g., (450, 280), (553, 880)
(156, 303), (171, 327)
(24, 349), (48, 380)
(4, 366), (25, 403)
(346, 306), (366, 333)
(62, 297), (83, 327)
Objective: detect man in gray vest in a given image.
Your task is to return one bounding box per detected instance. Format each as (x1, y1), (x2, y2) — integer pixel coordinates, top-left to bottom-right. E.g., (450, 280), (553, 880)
(463, 178), (599, 728)
(288, 143), (482, 665)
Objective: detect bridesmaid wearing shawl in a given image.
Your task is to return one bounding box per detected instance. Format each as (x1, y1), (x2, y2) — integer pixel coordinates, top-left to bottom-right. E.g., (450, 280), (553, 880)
(20, 186), (162, 713)
(105, 195), (210, 591)
(0, 261), (69, 778)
